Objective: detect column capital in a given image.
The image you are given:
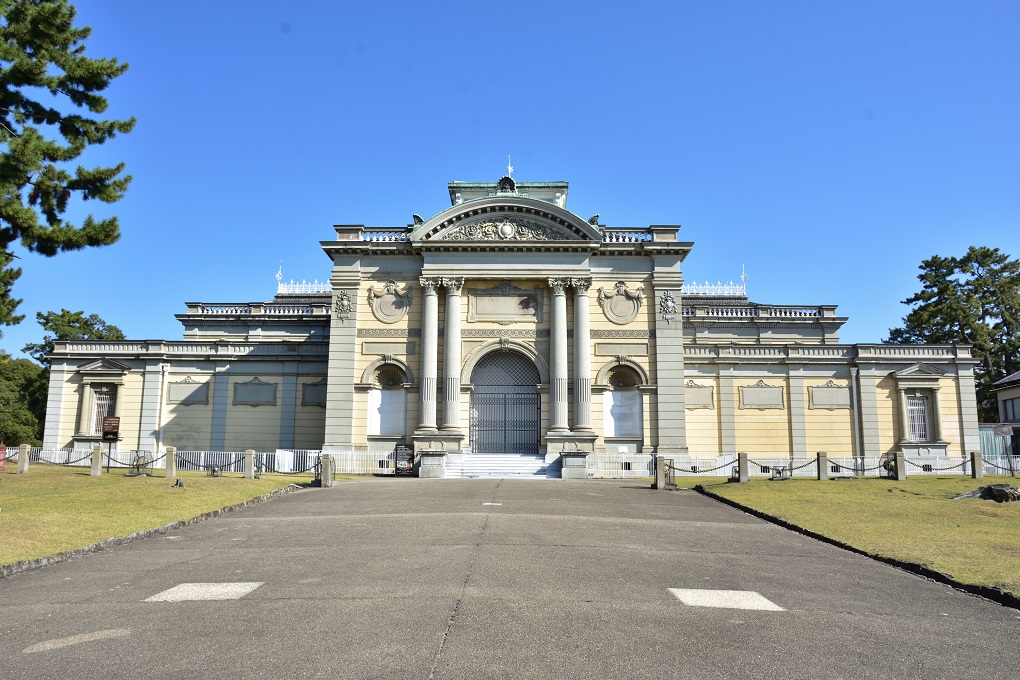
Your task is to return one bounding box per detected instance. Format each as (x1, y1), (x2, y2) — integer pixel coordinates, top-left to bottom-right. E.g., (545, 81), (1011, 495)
(570, 277), (592, 294)
(441, 276), (464, 294)
(419, 277), (442, 295)
(548, 278), (570, 295)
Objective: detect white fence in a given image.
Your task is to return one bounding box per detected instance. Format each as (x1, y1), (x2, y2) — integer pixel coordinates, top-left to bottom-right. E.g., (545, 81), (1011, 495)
(586, 453), (655, 478)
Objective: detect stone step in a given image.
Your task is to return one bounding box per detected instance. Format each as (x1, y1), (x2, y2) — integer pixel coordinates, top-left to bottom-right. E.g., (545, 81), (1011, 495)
(446, 454), (561, 479)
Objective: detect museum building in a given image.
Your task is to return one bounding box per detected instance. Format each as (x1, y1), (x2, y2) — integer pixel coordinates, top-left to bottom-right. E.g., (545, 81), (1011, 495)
(42, 175), (981, 476)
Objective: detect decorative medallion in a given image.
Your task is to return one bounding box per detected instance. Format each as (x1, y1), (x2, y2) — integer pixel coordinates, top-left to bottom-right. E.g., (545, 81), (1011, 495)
(437, 217), (573, 241)
(598, 282), (644, 325)
(334, 290), (353, 321)
(659, 291), (677, 324)
(367, 280), (412, 324)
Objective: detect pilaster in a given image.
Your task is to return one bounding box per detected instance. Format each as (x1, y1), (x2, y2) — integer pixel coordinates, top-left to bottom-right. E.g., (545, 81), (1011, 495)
(417, 276), (441, 433)
(441, 277), (464, 435)
(323, 261), (361, 448)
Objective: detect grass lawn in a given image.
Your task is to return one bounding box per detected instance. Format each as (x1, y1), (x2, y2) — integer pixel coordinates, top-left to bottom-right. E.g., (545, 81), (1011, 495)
(699, 475), (1020, 596)
(0, 464), (332, 567)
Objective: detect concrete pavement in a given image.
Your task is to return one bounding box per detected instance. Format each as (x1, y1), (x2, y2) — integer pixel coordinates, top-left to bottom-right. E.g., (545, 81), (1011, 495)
(2, 478), (1018, 679)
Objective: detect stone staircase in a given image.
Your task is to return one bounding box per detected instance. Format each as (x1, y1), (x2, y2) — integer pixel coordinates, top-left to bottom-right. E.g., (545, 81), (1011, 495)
(445, 453), (561, 479)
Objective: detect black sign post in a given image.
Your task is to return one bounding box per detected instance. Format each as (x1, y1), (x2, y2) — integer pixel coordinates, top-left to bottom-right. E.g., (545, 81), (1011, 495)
(102, 417), (120, 473)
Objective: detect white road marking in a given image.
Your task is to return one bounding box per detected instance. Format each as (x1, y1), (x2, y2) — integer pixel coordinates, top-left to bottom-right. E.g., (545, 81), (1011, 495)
(669, 588), (785, 611)
(144, 582), (264, 602)
(23, 628), (131, 654)
(482, 502), (502, 506)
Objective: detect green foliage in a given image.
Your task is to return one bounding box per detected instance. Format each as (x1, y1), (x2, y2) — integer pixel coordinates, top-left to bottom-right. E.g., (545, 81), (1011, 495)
(0, 351), (45, 444)
(22, 307), (123, 365)
(0, 0), (135, 334)
(887, 246), (1020, 422)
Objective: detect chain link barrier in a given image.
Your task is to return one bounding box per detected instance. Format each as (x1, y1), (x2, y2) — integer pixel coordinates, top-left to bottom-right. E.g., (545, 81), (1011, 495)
(980, 457), (1018, 473)
(668, 459), (737, 474)
(904, 457), (969, 472)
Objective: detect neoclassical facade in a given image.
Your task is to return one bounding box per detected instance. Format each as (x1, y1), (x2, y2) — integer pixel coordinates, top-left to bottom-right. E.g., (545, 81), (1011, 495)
(42, 176), (982, 473)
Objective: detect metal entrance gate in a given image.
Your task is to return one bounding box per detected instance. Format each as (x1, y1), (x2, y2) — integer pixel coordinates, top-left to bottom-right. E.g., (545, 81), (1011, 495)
(469, 351), (541, 454)
(470, 392), (540, 454)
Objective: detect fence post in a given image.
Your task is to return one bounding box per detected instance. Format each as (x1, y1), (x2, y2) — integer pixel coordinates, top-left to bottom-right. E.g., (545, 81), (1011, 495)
(894, 450), (907, 481)
(816, 452), (828, 481)
(654, 455), (666, 490)
(165, 446), (177, 478)
(970, 451), (983, 479)
(90, 445), (103, 476)
(17, 444), (30, 474)
(244, 450), (255, 479)
(319, 453), (333, 487)
(737, 452), (749, 483)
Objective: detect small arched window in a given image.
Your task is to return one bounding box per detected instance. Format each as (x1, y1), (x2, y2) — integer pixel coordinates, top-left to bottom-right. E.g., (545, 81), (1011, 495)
(603, 366), (642, 438)
(368, 365), (407, 436)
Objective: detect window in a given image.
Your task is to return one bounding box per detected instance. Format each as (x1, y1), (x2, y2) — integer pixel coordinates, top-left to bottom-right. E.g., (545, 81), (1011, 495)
(1004, 397), (1020, 422)
(90, 385), (116, 436)
(906, 395), (930, 442)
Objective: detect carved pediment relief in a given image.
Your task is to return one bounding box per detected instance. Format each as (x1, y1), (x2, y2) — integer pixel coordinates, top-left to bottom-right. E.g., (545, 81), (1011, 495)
(436, 216), (576, 242)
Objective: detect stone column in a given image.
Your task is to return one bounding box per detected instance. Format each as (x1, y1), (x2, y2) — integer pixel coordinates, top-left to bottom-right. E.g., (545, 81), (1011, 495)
(165, 446), (177, 478)
(930, 387), (944, 442)
(571, 278), (593, 431)
(17, 444), (30, 474)
(549, 278), (570, 432)
(417, 277), (441, 432)
(244, 449), (255, 479)
(441, 277), (464, 432)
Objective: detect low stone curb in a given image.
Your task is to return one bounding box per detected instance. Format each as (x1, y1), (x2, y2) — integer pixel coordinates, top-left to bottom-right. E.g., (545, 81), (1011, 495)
(0, 483), (306, 580)
(693, 484), (1020, 612)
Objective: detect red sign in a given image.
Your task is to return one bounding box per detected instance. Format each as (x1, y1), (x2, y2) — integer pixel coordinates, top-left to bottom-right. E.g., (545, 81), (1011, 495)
(102, 416), (120, 442)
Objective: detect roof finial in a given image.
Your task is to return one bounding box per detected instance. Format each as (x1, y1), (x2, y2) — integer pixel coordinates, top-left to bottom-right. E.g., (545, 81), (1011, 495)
(741, 262), (747, 284)
(276, 263), (283, 284)
(507, 154), (513, 178)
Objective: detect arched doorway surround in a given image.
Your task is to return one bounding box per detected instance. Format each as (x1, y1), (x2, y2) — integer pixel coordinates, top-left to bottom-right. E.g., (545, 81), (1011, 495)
(469, 350), (541, 454)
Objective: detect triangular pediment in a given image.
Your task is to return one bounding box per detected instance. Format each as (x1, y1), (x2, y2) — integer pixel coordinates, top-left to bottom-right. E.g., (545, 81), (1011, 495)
(77, 358), (131, 373)
(410, 196), (601, 244)
(893, 362), (946, 378)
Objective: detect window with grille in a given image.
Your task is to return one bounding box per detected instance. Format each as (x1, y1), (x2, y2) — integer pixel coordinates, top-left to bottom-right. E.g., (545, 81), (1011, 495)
(907, 395), (929, 442)
(91, 388), (116, 436)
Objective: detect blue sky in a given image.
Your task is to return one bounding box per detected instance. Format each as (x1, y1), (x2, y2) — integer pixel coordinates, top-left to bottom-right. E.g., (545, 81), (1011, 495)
(4, 0), (1018, 358)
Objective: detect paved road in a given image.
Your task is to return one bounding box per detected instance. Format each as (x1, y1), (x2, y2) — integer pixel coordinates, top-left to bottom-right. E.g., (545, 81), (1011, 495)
(2, 478), (1018, 679)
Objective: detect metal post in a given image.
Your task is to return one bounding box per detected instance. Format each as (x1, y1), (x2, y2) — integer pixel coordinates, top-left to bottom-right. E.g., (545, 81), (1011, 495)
(90, 445), (103, 476)
(17, 443), (30, 474)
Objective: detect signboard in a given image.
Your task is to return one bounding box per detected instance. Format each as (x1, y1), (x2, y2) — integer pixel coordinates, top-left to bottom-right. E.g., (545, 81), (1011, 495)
(994, 424), (1015, 437)
(395, 444), (414, 475)
(102, 416), (120, 442)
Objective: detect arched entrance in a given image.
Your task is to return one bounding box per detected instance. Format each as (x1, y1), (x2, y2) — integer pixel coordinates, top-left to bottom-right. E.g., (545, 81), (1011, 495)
(469, 351), (541, 454)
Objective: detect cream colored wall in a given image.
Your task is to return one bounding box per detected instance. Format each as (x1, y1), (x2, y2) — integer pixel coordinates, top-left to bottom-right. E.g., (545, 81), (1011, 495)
(162, 376), (214, 451)
(732, 379), (792, 455)
(802, 379), (854, 457)
(938, 379), (963, 456)
(874, 375), (901, 455)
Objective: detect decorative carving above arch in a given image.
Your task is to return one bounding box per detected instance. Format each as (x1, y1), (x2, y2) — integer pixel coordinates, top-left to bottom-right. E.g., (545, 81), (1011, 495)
(595, 357), (649, 386)
(598, 282), (644, 325)
(359, 356), (415, 388)
(367, 280), (412, 324)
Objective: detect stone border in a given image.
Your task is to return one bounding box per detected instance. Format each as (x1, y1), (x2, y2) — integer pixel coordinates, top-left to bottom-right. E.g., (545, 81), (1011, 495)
(0, 484), (305, 580)
(693, 485), (1020, 612)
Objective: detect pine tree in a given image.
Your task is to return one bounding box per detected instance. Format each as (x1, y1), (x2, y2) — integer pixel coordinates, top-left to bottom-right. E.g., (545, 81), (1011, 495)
(22, 307), (123, 365)
(0, 0), (135, 335)
(887, 246), (1020, 422)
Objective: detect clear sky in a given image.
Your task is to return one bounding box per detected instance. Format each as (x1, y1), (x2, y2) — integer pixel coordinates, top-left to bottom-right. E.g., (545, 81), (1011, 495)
(4, 0), (1018, 359)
